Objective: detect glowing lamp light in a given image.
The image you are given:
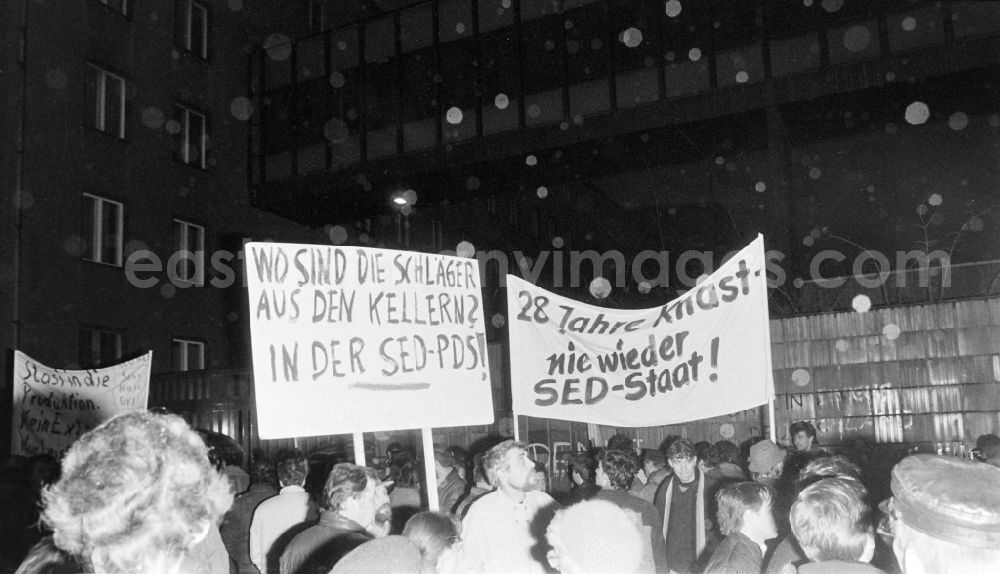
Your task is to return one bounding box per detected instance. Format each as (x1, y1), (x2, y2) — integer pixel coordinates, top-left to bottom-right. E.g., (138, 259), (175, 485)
(393, 196), (407, 205)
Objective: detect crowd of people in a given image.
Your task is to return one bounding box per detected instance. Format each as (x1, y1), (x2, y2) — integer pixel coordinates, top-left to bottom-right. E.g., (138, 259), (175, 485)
(3, 413), (1000, 574)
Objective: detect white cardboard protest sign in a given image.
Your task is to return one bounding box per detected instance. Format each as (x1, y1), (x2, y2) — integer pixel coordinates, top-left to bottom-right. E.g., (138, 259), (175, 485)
(508, 235), (775, 427)
(11, 351), (151, 456)
(245, 243), (494, 438)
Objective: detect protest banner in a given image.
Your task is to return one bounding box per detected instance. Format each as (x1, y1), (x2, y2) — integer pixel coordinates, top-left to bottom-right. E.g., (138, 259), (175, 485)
(11, 351), (152, 457)
(508, 235), (775, 428)
(245, 243), (494, 439)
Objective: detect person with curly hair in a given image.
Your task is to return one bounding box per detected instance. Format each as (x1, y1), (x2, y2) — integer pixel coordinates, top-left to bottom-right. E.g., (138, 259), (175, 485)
(29, 411), (232, 574)
(279, 463), (392, 574)
(654, 438), (722, 574)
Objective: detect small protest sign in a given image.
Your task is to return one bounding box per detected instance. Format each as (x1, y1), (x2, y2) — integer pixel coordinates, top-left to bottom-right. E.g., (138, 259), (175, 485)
(507, 235), (775, 427)
(245, 243), (494, 438)
(11, 351), (151, 457)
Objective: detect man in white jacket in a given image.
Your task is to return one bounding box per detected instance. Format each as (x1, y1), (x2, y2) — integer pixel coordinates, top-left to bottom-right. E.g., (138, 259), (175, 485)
(458, 440), (559, 574)
(250, 449), (318, 574)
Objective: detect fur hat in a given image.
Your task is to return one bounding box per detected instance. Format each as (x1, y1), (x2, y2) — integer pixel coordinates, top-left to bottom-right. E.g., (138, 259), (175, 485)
(749, 440), (786, 474)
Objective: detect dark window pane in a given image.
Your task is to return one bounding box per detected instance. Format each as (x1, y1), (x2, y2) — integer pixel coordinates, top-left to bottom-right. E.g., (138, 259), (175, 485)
(522, 17), (565, 93)
(610, 0), (661, 72)
(365, 16), (395, 64)
(402, 50), (438, 121)
(480, 30), (521, 97)
(479, 0), (515, 33)
(440, 0), (473, 43)
(566, 2), (610, 83)
(710, 0), (760, 50)
(401, 3), (433, 52)
(82, 195), (97, 260)
(331, 26), (360, 71)
(100, 200), (119, 264)
(439, 40), (478, 108)
(98, 331), (120, 365)
(79, 329), (95, 368)
(172, 340), (183, 370)
(86, 66), (100, 129)
(105, 75), (124, 137)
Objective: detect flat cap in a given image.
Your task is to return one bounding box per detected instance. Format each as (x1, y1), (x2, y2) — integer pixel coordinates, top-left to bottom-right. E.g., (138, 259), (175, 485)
(749, 440), (786, 473)
(891, 454), (1000, 549)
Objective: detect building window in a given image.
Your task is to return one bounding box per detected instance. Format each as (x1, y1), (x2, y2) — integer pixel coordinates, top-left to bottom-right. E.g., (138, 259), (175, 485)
(96, 0), (128, 16)
(395, 214), (411, 247)
(487, 195), (497, 215)
(174, 104), (207, 168)
(83, 194), (123, 266)
(172, 338), (205, 371)
(86, 64), (125, 138)
(179, 0), (209, 59)
(173, 219), (205, 285)
(432, 219), (444, 251)
(509, 196), (519, 227)
(79, 326), (123, 368)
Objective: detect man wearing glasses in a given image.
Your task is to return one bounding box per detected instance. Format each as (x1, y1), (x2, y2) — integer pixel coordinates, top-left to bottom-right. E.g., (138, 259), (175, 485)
(654, 439), (720, 574)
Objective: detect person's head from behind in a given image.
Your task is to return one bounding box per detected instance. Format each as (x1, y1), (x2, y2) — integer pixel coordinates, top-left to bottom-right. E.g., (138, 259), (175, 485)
(695, 441), (720, 469)
(546, 500), (645, 574)
(641, 448), (666, 476)
(403, 511), (462, 574)
(275, 448), (308, 488)
(596, 449), (637, 491)
(483, 440), (534, 494)
(249, 455), (276, 489)
(716, 482), (777, 545)
(790, 421), (818, 452)
(666, 439), (698, 483)
(886, 454), (1000, 574)
(748, 439), (786, 485)
(715, 440), (740, 465)
(389, 455), (420, 489)
(790, 477), (874, 564)
(567, 452), (595, 487)
(605, 433), (634, 453)
(41, 411), (231, 574)
(796, 454), (863, 494)
(323, 463), (391, 537)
